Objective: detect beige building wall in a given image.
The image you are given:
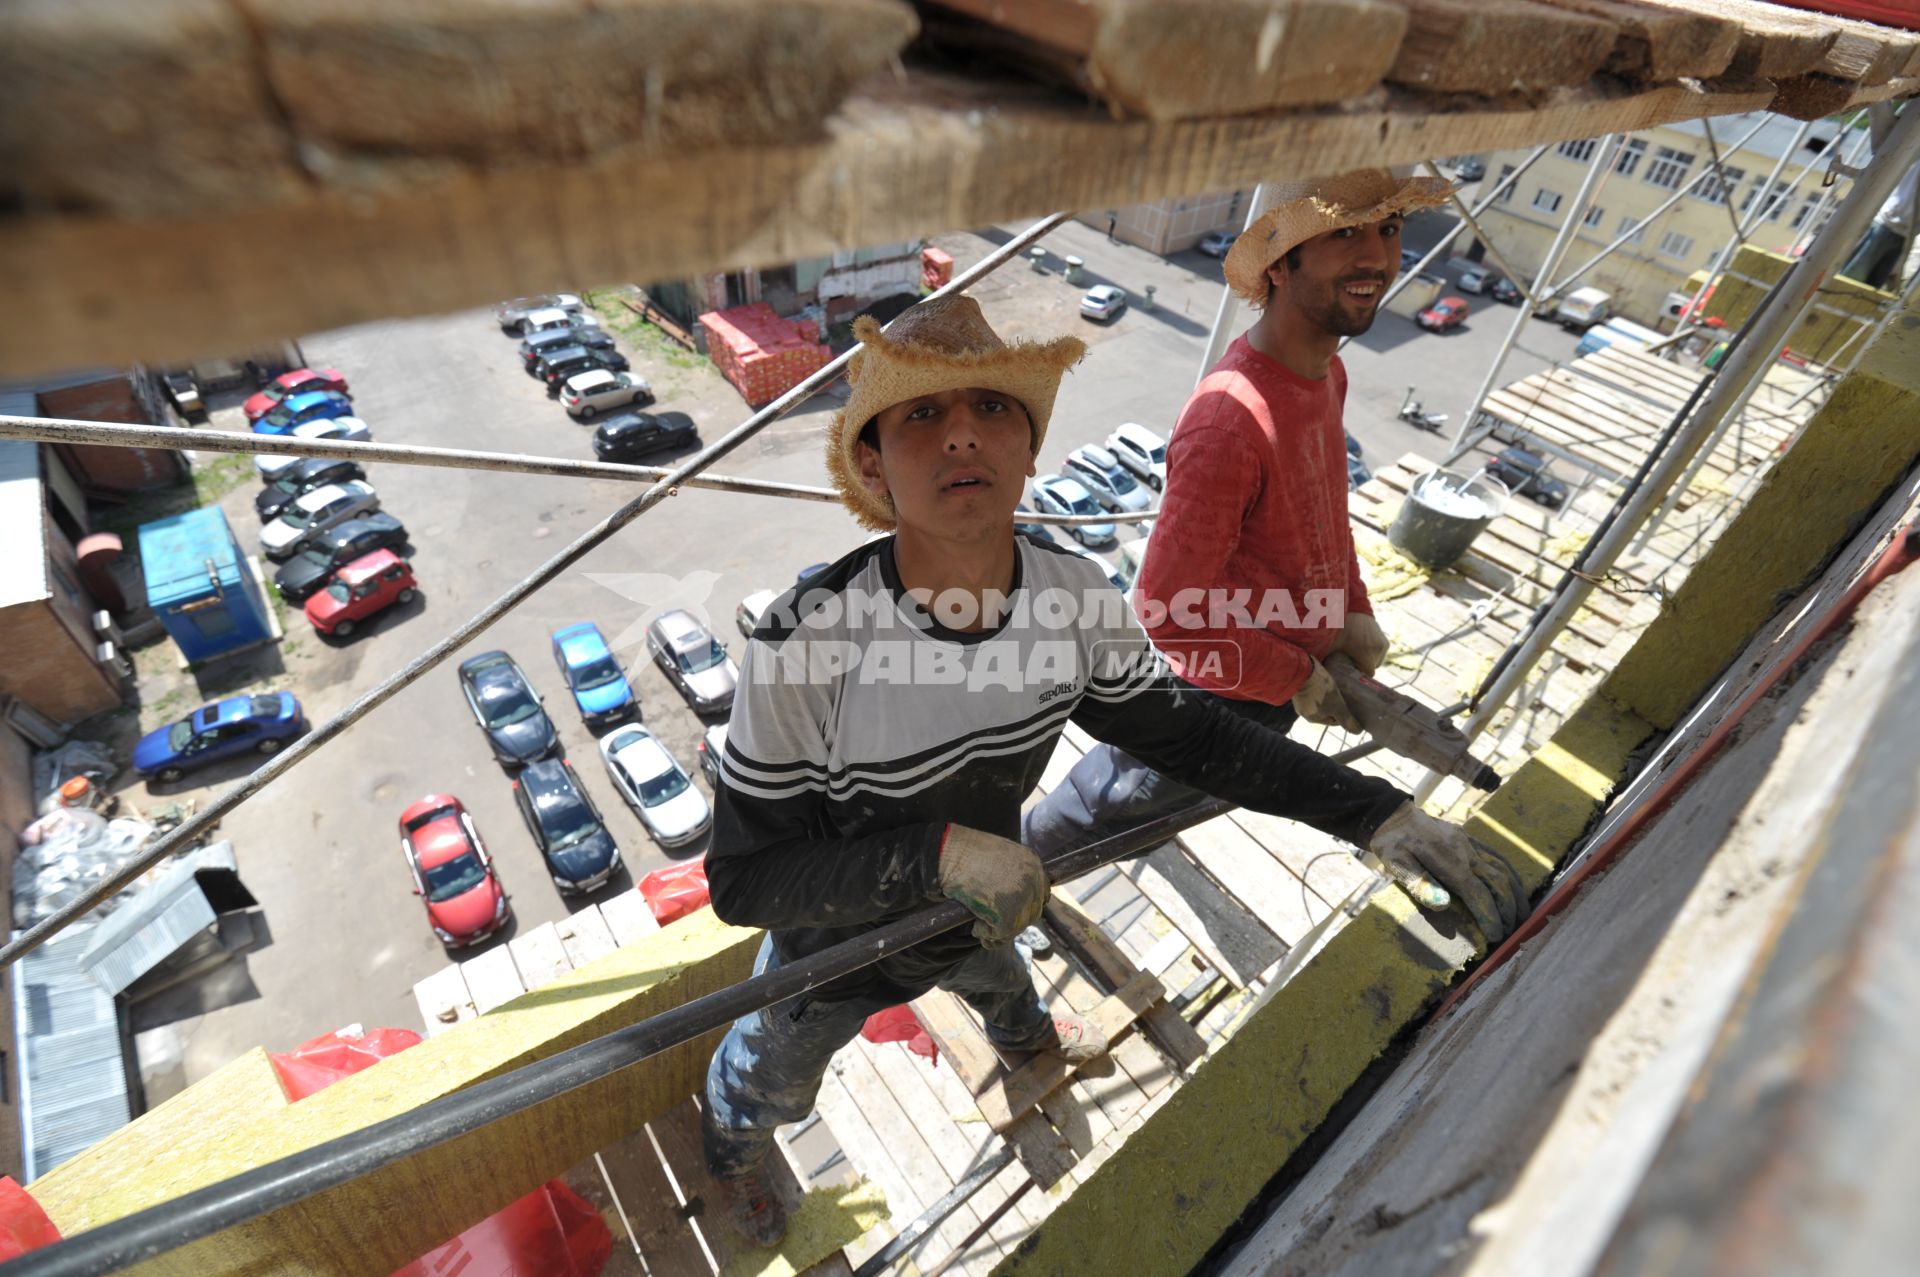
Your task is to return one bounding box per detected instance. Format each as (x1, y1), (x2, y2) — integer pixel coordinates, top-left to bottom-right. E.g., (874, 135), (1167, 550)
(1080, 189), (1251, 254)
(1471, 118), (1857, 328)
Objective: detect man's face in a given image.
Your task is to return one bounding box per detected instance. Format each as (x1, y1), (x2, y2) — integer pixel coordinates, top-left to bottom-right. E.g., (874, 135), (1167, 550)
(855, 387), (1036, 540)
(1267, 216), (1403, 337)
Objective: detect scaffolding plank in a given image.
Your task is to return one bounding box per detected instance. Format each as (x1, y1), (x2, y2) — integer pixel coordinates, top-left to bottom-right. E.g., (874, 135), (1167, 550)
(1384, 0), (1619, 94)
(1044, 892), (1209, 1070)
(586, 1124), (716, 1277)
(974, 971), (1160, 1134)
(412, 964), (476, 1038)
(1532, 0), (1740, 79)
(832, 1044), (984, 1259)
(556, 906), (619, 971)
(1634, 0), (1837, 78)
(913, 991), (1079, 1189)
(1121, 842), (1286, 988)
(459, 943), (526, 1015)
(510, 921), (575, 991)
(1177, 814), (1322, 946)
(600, 889), (663, 946)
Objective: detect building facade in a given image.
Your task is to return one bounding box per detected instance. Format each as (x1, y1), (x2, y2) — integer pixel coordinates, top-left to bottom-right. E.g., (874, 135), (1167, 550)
(1470, 114), (1858, 329)
(1078, 189), (1251, 255)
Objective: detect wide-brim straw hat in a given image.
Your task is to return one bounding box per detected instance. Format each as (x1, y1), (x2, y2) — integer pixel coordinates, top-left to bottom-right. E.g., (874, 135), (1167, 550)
(827, 294), (1085, 531)
(1224, 168), (1454, 306)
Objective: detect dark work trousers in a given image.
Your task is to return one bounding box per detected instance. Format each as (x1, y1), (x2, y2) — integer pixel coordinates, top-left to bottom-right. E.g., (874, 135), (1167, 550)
(1023, 690), (1298, 856)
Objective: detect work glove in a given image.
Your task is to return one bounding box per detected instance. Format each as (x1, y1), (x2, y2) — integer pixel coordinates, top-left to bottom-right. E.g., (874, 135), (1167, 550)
(1333, 611), (1389, 677)
(1366, 801), (1528, 943)
(1291, 657), (1363, 734)
(939, 825), (1049, 946)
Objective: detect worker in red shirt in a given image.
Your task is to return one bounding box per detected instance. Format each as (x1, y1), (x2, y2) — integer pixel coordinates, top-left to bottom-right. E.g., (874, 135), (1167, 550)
(1027, 169), (1508, 898)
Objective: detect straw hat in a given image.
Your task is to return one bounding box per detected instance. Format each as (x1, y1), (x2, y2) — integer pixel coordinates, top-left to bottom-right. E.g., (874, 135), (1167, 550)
(826, 294), (1085, 531)
(1223, 168), (1454, 306)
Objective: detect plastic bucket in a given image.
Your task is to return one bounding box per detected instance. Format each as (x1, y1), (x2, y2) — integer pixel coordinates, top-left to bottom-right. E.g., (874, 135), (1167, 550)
(1388, 469), (1508, 570)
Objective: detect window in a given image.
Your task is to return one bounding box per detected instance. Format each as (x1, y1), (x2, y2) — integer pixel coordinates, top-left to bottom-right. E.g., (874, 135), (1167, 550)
(1742, 176), (1793, 222)
(1658, 230), (1696, 261)
(1583, 205), (1605, 228)
(1645, 147), (1696, 191)
(1496, 165), (1517, 202)
(1791, 193), (1822, 230)
(1532, 188), (1563, 214)
(1616, 214), (1648, 246)
(1691, 164), (1744, 204)
(1558, 138), (1598, 162)
(1614, 137), (1648, 177)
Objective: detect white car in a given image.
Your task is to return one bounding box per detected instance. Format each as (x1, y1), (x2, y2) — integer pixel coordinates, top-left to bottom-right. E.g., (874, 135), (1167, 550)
(562, 369), (654, 420)
(698, 723), (728, 786)
(520, 306), (599, 337)
(1196, 230), (1239, 258)
(1107, 422), (1167, 492)
(255, 417), (372, 477)
(1080, 284), (1127, 322)
(1457, 264), (1494, 295)
(599, 726), (712, 848)
(259, 480), (380, 560)
(735, 588), (778, 638)
(1064, 444), (1152, 514)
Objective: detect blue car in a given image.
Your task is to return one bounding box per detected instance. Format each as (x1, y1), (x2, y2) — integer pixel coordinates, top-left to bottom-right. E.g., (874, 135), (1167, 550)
(550, 622), (636, 732)
(256, 391), (355, 436)
(133, 692), (304, 783)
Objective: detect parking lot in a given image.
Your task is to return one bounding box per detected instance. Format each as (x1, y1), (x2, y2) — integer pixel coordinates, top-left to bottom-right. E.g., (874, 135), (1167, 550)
(127, 200), (1586, 1099)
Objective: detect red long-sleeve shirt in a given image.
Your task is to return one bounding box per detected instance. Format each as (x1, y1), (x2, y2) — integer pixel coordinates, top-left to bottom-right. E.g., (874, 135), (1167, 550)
(1136, 336), (1372, 705)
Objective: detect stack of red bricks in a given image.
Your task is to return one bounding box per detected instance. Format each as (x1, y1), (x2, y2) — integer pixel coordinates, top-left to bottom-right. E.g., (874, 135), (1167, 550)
(923, 246), (954, 291)
(698, 303), (831, 407)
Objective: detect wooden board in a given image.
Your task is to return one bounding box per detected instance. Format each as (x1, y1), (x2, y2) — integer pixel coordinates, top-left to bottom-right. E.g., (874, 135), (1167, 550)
(1631, 0), (1837, 78)
(1043, 893), (1208, 1069)
(510, 920), (575, 991)
(1533, 0), (1739, 80)
(1384, 0), (1619, 93)
(459, 942), (526, 1015)
(556, 906), (620, 970)
(1122, 844), (1285, 988)
(601, 888), (664, 946)
(913, 990), (1079, 1189)
(412, 964), (476, 1037)
(830, 1046), (984, 1260)
(584, 1123), (718, 1276)
(973, 971), (1161, 1133)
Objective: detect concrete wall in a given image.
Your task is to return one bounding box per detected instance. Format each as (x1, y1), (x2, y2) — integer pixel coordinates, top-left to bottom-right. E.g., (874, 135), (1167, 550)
(1081, 189), (1250, 255)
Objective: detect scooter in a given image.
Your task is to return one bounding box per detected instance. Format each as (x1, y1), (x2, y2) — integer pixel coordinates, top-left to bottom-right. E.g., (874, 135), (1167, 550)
(1398, 387), (1448, 433)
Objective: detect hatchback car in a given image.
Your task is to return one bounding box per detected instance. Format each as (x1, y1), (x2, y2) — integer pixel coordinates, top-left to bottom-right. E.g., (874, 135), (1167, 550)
(1490, 276), (1524, 305)
(255, 457), (366, 522)
(1457, 265), (1494, 295)
(399, 794), (509, 947)
(562, 370), (654, 420)
(1080, 284), (1127, 322)
(592, 411), (699, 463)
(133, 692), (304, 783)
(520, 325), (617, 373)
(1417, 296), (1471, 332)
(256, 390), (356, 436)
(599, 726), (712, 849)
(550, 622), (636, 731)
(1484, 447), (1568, 509)
(260, 480), (380, 560)
(537, 346), (629, 395)
(273, 513), (408, 602)
(520, 306), (588, 337)
(698, 722), (728, 786)
(646, 609), (738, 714)
(735, 588), (778, 638)
(255, 416), (373, 477)
(513, 757), (622, 893)
(1453, 156), (1487, 181)
(457, 650), (560, 768)
(1106, 422), (1168, 491)
(494, 294), (583, 333)
(1063, 444), (1152, 514)
(243, 367), (349, 423)
(1032, 475), (1117, 548)
(1196, 230), (1238, 258)
(305, 549), (417, 638)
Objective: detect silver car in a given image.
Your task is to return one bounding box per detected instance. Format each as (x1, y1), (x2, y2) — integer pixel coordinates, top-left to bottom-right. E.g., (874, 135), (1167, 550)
(699, 722), (728, 787)
(1065, 444), (1152, 514)
(562, 369), (653, 420)
(259, 480), (379, 560)
(646, 609), (739, 714)
(599, 726), (712, 849)
(1032, 474), (1117, 548)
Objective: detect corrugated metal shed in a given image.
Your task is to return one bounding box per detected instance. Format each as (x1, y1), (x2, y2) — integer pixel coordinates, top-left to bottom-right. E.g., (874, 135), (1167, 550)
(77, 842), (252, 998)
(12, 924), (131, 1181)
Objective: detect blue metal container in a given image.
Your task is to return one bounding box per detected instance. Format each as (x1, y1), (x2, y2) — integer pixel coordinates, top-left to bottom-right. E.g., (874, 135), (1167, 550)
(138, 508), (275, 663)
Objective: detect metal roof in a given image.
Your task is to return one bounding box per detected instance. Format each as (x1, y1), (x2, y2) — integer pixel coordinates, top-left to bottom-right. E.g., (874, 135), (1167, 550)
(137, 505), (244, 609)
(76, 842), (251, 999)
(0, 435), (48, 610)
(12, 924), (131, 1180)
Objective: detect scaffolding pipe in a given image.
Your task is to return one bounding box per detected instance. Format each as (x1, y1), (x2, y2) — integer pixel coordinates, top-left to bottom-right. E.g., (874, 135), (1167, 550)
(1411, 101), (1920, 806)
(1421, 163), (1531, 300)
(1448, 135), (1624, 456)
(1195, 183), (1280, 384)
(0, 417), (1139, 528)
(0, 210), (1075, 974)
(0, 797), (1237, 1277)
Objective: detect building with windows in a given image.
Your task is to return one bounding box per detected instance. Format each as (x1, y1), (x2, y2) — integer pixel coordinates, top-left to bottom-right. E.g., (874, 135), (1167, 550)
(1077, 189), (1252, 254)
(1471, 113), (1859, 328)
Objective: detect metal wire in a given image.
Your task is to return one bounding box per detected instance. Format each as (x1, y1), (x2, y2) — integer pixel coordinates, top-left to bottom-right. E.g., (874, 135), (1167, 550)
(0, 210), (1077, 973)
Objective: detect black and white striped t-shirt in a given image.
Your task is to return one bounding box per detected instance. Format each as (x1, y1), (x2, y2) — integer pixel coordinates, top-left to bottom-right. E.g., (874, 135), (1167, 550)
(708, 534), (1404, 1005)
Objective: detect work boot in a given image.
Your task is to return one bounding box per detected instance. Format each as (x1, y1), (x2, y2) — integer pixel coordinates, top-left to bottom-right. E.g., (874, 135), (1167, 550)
(1040, 1013), (1108, 1064)
(712, 1161), (788, 1249)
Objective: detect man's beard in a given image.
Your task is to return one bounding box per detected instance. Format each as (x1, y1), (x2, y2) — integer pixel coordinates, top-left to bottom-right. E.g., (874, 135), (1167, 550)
(1291, 274), (1385, 338)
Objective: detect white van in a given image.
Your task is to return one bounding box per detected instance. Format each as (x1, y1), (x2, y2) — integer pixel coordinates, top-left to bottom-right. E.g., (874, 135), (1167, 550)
(1554, 287), (1613, 332)
(1576, 316), (1664, 357)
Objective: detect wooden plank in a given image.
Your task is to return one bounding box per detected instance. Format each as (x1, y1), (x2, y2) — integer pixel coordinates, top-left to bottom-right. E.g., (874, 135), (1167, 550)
(412, 964), (477, 1037)
(556, 905), (620, 970)
(1043, 892), (1208, 1069)
(586, 1125), (717, 1277)
(832, 1047), (984, 1259)
(1176, 814), (1322, 945)
(1532, 0), (1739, 80)
(460, 942), (527, 1015)
(913, 1047), (1052, 1233)
(919, 0), (1409, 119)
(510, 920), (576, 990)
(861, 1035), (1008, 1251)
(0, 70), (1779, 377)
(974, 971), (1161, 1134)
(1027, 953), (1154, 1137)
(913, 991), (1080, 1189)
(1771, 69), (1920, 121)
(1123, 844), (1285, 988)
(601, 888), (663, 946)
(1384, 0), (1619, 94)
(1632, 0), (1837, 78)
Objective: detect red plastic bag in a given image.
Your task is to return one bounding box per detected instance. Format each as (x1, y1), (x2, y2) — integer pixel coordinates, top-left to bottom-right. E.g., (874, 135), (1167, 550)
(639, 861), (710, 925)
(269, 1026), (613, 1277)
(861, 1005), (938, 1065)
(0, 1177), (60, 1259)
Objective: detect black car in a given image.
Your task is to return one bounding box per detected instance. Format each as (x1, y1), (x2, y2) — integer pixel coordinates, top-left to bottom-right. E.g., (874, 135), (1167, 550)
(513, 757), (621, 893)
(537, 346), (630, 395)
(1490, 276), (1524, 305)
(1485, 447), (1568, 509)
(255, 457), (367, 523)
(457, 650), (560, 768)
(591, 411), (699, 463)
(272, 513), (408, 602)
(1454, 156), (1486, 182)
(519, 326), (617, 374)
(1348, 454), (1373, 491)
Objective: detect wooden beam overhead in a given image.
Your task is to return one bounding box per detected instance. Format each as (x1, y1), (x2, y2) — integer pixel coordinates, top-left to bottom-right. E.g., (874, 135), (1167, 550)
(1382, 0), (1621, 94)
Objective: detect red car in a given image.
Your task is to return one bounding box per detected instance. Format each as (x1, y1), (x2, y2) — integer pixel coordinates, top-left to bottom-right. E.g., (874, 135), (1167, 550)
(400, 795), (510, 946)
(1417, 296), (1471, 332)
(243, 367), (350, 423)
(304, 548), (417, 638)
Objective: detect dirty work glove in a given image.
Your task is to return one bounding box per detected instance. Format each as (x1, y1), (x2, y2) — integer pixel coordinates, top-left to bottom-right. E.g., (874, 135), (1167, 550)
(1366, 801), (1528, 943)
(939, 825), (1049, 946)
(1291, 658), (1363, 734)
(1333, 611), (1390, 677)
